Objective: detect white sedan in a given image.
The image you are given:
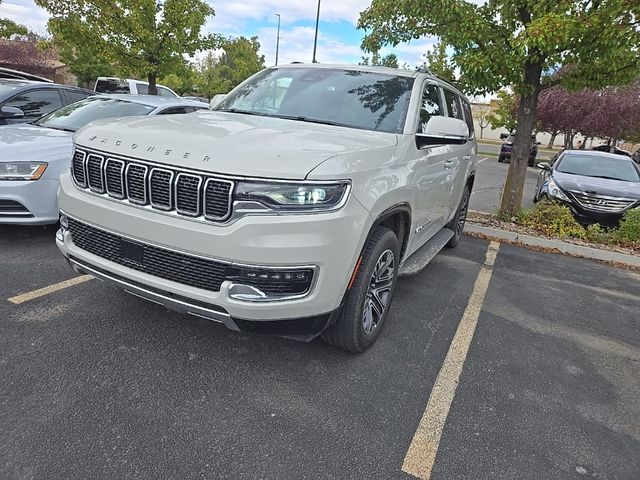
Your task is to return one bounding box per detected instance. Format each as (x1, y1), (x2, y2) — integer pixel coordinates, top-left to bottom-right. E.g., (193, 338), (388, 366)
(0, 95), (207, 225)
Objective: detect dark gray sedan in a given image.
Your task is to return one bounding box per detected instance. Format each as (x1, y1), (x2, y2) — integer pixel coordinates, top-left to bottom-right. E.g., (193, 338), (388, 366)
(534, 150), (640, 226)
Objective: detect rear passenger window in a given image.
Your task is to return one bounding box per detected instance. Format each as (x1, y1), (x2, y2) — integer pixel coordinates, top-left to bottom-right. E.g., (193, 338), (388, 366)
(64, 90), (90, 105)
(136, 83), (149, 95)
(3, 89), (63, 120)
(460, 98), (475, 138)
(443, 89), (463, 120)
(157, 87), (175, 98)
(417, 84), (443, 133)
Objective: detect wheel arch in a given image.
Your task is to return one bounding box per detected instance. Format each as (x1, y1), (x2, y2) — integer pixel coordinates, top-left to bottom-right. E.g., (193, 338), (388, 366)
(368, 203), (412, 263)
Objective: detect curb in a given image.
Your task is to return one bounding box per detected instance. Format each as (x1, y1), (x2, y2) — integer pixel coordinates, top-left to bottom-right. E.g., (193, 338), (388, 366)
(464, 223), (640, 269)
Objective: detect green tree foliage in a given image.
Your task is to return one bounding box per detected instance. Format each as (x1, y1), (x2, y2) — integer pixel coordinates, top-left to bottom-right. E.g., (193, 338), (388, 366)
(161, 66), (197, 96)
(419, 43), (455, 83)
(57, 45), (116, 88)
(0, 0), (28, 39)
(195, 36), (265, 99)
(359, 0), (640, 216)
(35, 0), (219, 94)
(487, 90), (517, 132)
(359, 51), (399, 68)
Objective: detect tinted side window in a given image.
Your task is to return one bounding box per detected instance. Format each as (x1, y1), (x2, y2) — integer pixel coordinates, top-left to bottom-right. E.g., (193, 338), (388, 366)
(4, 89), (63, 119)
(461, 98), (475, 138)
(157, 86), (175, 98)
(63, 89), (91, 105)
(158, 106), (194, 115)
(418, 84), (443, 133)
(443, 89), (463, 120)
(136, 83), (149, 95)
(95, 79), (129, 94)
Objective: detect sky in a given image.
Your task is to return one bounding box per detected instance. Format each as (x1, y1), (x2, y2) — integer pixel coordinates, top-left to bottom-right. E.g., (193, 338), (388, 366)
(0, 0), (439, 67)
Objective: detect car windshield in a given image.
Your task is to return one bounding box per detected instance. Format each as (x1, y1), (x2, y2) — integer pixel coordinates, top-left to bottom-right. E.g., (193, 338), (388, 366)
(215, 67), (415, 134)
(33, 97), (155, 132)
(556, 153), (640, 182)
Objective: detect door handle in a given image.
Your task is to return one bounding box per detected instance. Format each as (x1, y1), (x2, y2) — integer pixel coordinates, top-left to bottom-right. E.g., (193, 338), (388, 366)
(444, 159), (455, 169)
(463, 155), (471, 161)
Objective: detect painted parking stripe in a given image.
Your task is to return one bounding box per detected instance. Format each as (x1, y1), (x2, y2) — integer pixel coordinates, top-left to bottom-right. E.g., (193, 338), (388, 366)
(7, 275), (93, 305)
(402, 241), (500, 480)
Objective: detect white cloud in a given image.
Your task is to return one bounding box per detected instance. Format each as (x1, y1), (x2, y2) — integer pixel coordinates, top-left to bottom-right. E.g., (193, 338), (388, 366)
(0, 0), (49, 34)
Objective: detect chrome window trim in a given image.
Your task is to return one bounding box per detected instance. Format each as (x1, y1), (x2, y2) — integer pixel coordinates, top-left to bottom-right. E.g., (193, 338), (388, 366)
(86, 154), (106, 193)
(149, 167), (174, 211)
(104, 158), (125, 199)
(125, 163), (149, 205)
(203, 177), (234, 221)
(174, 172), (202, 217)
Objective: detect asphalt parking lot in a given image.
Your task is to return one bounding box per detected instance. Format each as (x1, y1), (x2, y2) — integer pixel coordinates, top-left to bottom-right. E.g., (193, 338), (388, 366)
(1, 225), (639, 479)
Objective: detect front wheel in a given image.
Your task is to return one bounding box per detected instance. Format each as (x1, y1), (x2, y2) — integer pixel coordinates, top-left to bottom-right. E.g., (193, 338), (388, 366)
(321, 227), (399, 352)
(445, 185), (470, 249)
(498, 155), (504, 163)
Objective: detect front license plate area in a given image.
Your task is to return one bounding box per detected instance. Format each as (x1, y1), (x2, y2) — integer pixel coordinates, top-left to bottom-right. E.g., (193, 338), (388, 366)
(120, 239), (144, 265)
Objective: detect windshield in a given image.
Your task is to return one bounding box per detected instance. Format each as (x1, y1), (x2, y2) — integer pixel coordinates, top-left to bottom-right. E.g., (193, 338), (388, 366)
(215, 67), (415, 134)
(34, 97), (155, 132)
(555, 153), (640, 182)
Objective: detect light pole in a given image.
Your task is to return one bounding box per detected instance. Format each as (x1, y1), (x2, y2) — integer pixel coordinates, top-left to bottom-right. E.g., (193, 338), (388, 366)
(312, 0), (320, 63)
(275, 13), (281, 66)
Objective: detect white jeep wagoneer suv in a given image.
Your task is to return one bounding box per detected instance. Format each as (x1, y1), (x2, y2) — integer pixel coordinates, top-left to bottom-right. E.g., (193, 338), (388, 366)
(56, 64), (477, 352)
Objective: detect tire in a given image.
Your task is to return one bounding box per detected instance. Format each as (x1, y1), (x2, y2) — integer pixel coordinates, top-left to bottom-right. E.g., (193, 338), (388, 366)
(321, 227), (400, 353)
(445, 185), (470, 249)
(498, 155), (504, 163)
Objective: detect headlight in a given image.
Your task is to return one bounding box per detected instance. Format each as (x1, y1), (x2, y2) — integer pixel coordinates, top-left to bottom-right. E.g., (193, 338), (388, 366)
(235, 181), (350, 212)
(0, 162), (48, 181)
(547, 178), (570, 202)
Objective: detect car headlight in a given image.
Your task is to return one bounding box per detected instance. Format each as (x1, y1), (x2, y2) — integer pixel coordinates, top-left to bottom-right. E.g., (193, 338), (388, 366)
(0, 161), (48, 181)
(547, 178), (570, 202)
(235, 181), (350, 212)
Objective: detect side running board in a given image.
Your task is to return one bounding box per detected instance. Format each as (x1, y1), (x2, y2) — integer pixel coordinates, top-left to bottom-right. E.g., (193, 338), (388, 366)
(399, 228), (454, 277)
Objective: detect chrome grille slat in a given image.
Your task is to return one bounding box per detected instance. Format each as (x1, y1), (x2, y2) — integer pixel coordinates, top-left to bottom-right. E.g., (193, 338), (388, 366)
(105, 159), (125, 199)
(86, 154), (105, 193)
(71, 150), (87, 187)
(71, 148), (234, 221)
(569, 191), (636, 212)
(149, 168), (174, 210)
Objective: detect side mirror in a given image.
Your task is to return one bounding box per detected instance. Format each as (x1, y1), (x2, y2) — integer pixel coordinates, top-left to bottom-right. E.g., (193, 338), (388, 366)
(210, 94), (226, 109)
(500, 133), (509, 139)
(537, 162), (551, 171)
(416, 116), (469, 148)
(0, 106), (25, 119)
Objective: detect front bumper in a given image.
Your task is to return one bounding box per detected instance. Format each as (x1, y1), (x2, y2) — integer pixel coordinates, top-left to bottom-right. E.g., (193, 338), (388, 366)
(56, 172), (370, 331)
(0, 179), (60, 225)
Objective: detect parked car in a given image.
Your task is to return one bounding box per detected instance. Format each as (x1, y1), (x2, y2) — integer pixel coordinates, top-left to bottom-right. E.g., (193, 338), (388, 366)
(94, 77), (178, 97)
(182, 95), (208, 103)
(0, 95), (207, 225)
(0, 66), (52, 82)
(498, 132), (540, 166)
(592, 144), (633, 158)
(0, 78), (93, 126)
(56, 63), (478, 352)
(534, 150), (640, 226)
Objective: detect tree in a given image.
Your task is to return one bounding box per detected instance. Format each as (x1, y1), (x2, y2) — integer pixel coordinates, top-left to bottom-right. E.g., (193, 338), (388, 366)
(359, 51), (399, 68)
(56, 44), (116, 88)
(419, 43), (455, 83)
(196, 36), (265, 98)
(35, 0), (219, 94)
(161, 65), (197, 96)
(486, 90), (517, 133)
(472, 104), (492, 139)
(359, 0), (640, 217)
(0, 0), (27, 39)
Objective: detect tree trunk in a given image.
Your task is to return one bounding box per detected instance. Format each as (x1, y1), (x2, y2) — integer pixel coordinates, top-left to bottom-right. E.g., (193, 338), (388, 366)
(148, 73), (158, 95)
(498, 62), (542, 218)
(479, 126), (484, 139)
(547, 131), (557, 149)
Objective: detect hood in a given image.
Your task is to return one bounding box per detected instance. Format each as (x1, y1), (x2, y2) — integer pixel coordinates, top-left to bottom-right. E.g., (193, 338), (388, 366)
(0, 123), (73, 162)
(74, 111), (398, 180)
(553, 171), (640, 200)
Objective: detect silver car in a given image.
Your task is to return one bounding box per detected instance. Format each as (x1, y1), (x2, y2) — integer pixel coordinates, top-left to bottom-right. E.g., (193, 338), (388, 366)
(0, 95), (207, 225)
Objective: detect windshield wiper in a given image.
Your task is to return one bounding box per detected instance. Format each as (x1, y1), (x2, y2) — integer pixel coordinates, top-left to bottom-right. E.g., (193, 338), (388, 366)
(271, 115), (352, 128)
(588, 175), (627, 181)
(216, 108), (269, 117)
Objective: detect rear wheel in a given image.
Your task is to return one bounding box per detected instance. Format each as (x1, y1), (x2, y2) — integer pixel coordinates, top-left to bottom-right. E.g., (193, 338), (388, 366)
(445, 185), (470, 249)
(321, 227), (399, 353)
(498, 155), (504, 163)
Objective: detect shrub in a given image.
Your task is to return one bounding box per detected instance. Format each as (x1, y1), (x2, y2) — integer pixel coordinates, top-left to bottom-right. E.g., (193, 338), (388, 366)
(614, 208), (640, 243)
(516, 201), (586, 239)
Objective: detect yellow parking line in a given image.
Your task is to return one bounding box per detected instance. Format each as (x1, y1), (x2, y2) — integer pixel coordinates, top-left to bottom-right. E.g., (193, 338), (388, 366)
(8, 275), (93, 305)
(402, 241), (500, 480)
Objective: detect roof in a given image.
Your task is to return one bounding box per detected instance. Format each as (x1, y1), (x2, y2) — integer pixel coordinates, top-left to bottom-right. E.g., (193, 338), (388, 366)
(97, 94), (208, 108)
(563, 149), (636, 161)
(0, 67), (53, 82)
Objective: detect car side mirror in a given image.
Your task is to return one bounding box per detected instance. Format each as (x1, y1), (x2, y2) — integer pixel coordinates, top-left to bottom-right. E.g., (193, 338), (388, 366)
(210, 94), (226, 109)
(500, 133), (508, 139)
(0, 106), (25, 119)
(537, 162), (551, 171)
(416, 116), (469, 148)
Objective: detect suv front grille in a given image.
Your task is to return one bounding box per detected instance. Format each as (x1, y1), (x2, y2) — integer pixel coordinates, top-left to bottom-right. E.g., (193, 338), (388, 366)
(67, 218), (227, 291)
(71, 148), (234, 222)
(569, 191), (637, 213)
